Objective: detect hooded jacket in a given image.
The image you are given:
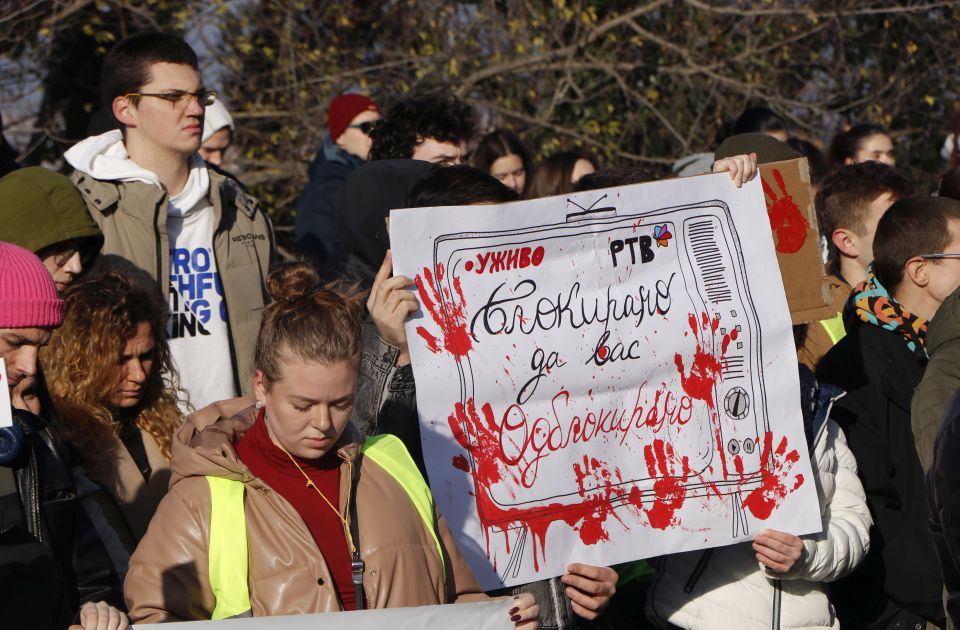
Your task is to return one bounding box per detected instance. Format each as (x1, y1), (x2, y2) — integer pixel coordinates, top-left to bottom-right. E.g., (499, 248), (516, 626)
(646, 368), (871, 630)
(294, 136), (365, 269)
(123, 399), (485, 623)
(0, 166), (103, 257)
(65, 131), (275, 398)
(912, 285), (960, 473)
(816, 275), (944, 627)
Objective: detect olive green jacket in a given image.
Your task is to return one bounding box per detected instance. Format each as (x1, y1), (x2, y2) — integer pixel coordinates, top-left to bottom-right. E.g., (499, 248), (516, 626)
(912, 285), (960, 473)
(70, 169), (275, 397)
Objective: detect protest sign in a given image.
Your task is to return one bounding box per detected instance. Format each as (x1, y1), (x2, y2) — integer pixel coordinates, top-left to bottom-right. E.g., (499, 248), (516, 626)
(139, 599), (514, 629)
(757, 157), (834, 324)
(390, 172), (822, 589)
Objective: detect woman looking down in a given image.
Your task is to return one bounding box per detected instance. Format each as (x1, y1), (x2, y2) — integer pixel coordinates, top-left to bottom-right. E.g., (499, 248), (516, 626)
(123, 262), (538, 626)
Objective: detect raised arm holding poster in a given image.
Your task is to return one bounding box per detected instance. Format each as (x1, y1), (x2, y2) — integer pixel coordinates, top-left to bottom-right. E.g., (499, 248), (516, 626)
(389, 170), (822, 590)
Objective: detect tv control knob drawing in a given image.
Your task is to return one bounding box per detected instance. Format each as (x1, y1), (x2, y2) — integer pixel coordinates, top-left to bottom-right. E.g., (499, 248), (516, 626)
(724, 386), (750, 420)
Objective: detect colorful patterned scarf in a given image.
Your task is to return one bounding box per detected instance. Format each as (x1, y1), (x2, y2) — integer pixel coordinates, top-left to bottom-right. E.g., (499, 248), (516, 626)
(845, 265), (929, 359)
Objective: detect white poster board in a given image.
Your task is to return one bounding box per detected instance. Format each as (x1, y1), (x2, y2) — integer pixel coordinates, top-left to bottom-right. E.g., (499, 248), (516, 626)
(138, 600), (514, 629)
(390, 173), (821, 589)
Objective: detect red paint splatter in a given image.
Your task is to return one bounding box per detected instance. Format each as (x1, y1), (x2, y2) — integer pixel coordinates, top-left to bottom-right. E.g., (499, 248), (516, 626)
(414, 264), (474, 357)
(674, 312), (729, 409)
(762, 168), (809, 254)
(464, 260), (474, 272)
(741, 431), (804, 519)
(674, 312), (734, 477)
(447, 397), (652, 570)
(597, 345), (609, 360)
(640, 439), (692, 529)
(452, 455), (470, 472)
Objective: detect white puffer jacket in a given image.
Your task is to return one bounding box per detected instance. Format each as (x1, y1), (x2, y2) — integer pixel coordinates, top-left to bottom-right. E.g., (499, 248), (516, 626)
(646, 419), (872, 630)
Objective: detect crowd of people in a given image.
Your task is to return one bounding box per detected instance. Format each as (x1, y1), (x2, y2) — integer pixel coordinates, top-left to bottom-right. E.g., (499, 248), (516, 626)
(3, 29), (960, 630)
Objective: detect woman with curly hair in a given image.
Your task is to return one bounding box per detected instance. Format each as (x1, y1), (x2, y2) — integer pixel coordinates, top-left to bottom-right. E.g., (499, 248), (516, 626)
(41, 272), (183, 544)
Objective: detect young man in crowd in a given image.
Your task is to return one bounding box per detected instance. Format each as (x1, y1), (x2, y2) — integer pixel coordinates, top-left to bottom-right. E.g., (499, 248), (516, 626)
(801, 162), (913, 367)
(0, 242), (127, 630)
(64, 32), (275, 409)
(198, 97), (234, 168)
(817, 196), (960, 629)
(368, 93), (475, 165)
(0, 167), (103, 295)
(295, 93), (381, 268)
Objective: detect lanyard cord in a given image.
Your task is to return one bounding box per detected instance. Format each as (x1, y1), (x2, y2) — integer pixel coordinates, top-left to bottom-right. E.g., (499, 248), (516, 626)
(279, 447), (357, 555)
(276, 441), (367, 609)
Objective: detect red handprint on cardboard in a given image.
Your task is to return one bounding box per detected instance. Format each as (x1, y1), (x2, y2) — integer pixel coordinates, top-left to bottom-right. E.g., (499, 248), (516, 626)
(761, 168), (809, 254)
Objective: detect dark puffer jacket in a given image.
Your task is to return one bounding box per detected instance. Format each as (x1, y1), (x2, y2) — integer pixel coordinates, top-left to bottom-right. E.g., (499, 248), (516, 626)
(817, 321), (945, 627)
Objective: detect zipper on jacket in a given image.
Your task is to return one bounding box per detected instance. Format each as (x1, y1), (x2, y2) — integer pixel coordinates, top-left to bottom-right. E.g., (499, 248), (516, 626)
(771, 578), (781, 630)
(683, 549), (712, 593)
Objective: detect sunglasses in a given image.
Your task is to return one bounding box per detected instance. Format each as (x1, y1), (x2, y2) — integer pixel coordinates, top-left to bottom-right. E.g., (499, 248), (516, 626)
(348, 121), (378, 135)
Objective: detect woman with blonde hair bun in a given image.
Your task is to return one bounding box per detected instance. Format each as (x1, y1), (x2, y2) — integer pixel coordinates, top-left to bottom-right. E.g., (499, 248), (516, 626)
(42, 272), (183, 546)
(123, 261), (539, 625)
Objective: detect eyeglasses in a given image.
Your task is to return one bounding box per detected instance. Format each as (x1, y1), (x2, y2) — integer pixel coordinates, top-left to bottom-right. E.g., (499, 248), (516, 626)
(347, 121), (378, 135)
(919, 253), (960, 260)
(123, 89), (218, 108)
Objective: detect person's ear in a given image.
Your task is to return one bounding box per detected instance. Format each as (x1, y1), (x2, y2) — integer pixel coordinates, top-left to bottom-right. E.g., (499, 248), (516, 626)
(832, 228), (859, 259)
(904, 256), (930, 288)
(112, 95), (137, 128)
(252, 369), (268, 405)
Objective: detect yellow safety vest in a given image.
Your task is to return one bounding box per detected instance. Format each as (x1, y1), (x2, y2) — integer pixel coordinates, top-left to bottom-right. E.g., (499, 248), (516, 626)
(206, 434), (444, 620)
(819, 311), (846, 345)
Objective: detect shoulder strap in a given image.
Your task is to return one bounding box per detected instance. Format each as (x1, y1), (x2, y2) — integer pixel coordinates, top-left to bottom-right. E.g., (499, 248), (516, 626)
(206, 476), (251, 619)
(361, 435), (445, 579)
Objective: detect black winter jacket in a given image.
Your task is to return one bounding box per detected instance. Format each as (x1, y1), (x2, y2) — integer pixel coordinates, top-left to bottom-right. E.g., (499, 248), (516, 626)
(927, 390), (960, 627)
(0, 409), (123, 628)
(817, 322), (945, 627)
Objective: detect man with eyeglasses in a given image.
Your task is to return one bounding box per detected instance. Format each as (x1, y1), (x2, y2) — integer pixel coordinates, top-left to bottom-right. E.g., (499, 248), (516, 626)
(295, 93), (381, 269)
(0, 167), (104, 294)
(817, 196), (960, 629)
(64, 32), (275, 410)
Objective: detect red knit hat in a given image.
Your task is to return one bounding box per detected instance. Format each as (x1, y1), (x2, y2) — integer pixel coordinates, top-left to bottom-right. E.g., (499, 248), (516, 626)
(327, 94), (381, 141)
(0, 242), (63, 328)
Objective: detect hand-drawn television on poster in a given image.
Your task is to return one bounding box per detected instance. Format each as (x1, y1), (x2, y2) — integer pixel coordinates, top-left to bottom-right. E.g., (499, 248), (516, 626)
(391, 175), (820, 589)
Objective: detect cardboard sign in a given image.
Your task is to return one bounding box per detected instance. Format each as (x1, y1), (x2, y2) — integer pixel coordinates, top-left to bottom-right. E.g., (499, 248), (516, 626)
(758, 158), (834, 324)
(391, 172), (821, 589)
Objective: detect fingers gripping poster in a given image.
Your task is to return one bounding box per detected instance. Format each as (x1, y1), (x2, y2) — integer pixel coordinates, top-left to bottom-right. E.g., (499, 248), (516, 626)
(389, 173), (821, 589)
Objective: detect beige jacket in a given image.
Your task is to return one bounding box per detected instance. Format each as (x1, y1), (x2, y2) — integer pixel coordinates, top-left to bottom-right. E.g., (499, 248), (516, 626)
(85, 426), (171, 542)
(70, 170), (275, 397)
(124, 400), (485, 622)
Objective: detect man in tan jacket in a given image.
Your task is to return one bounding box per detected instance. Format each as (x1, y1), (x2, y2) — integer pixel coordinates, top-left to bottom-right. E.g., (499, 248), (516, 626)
(65, 32), (275, 409)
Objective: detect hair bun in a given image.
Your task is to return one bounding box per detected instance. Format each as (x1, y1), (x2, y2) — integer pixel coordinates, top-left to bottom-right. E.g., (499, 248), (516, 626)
(266, 262), (321, 303)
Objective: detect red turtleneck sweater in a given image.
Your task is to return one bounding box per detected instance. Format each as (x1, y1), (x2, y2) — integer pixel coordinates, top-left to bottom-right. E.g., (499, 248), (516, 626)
(234, 409), (357, 610)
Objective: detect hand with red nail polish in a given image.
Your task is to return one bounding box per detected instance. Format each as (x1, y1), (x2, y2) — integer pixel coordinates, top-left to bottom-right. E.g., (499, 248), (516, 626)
(505, 591), (539, 629)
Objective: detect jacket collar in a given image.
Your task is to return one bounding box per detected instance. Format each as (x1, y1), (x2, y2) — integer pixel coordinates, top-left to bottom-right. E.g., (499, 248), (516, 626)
(72, 165), (258, 221)
(170, 402), (362, 489)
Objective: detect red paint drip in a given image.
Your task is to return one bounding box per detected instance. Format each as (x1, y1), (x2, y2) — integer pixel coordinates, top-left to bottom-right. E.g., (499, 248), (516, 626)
(675, 312), (732, 477)
(741, 431), (804, 519)
(452, 455), (470, 472)
(414, 264), (473, 357)
(761, 168), (809, 254)
(448, 397), (657, 571)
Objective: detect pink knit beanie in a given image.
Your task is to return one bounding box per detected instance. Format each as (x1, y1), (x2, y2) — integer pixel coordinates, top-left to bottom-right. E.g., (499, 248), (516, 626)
(0, 242), (63, 328)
